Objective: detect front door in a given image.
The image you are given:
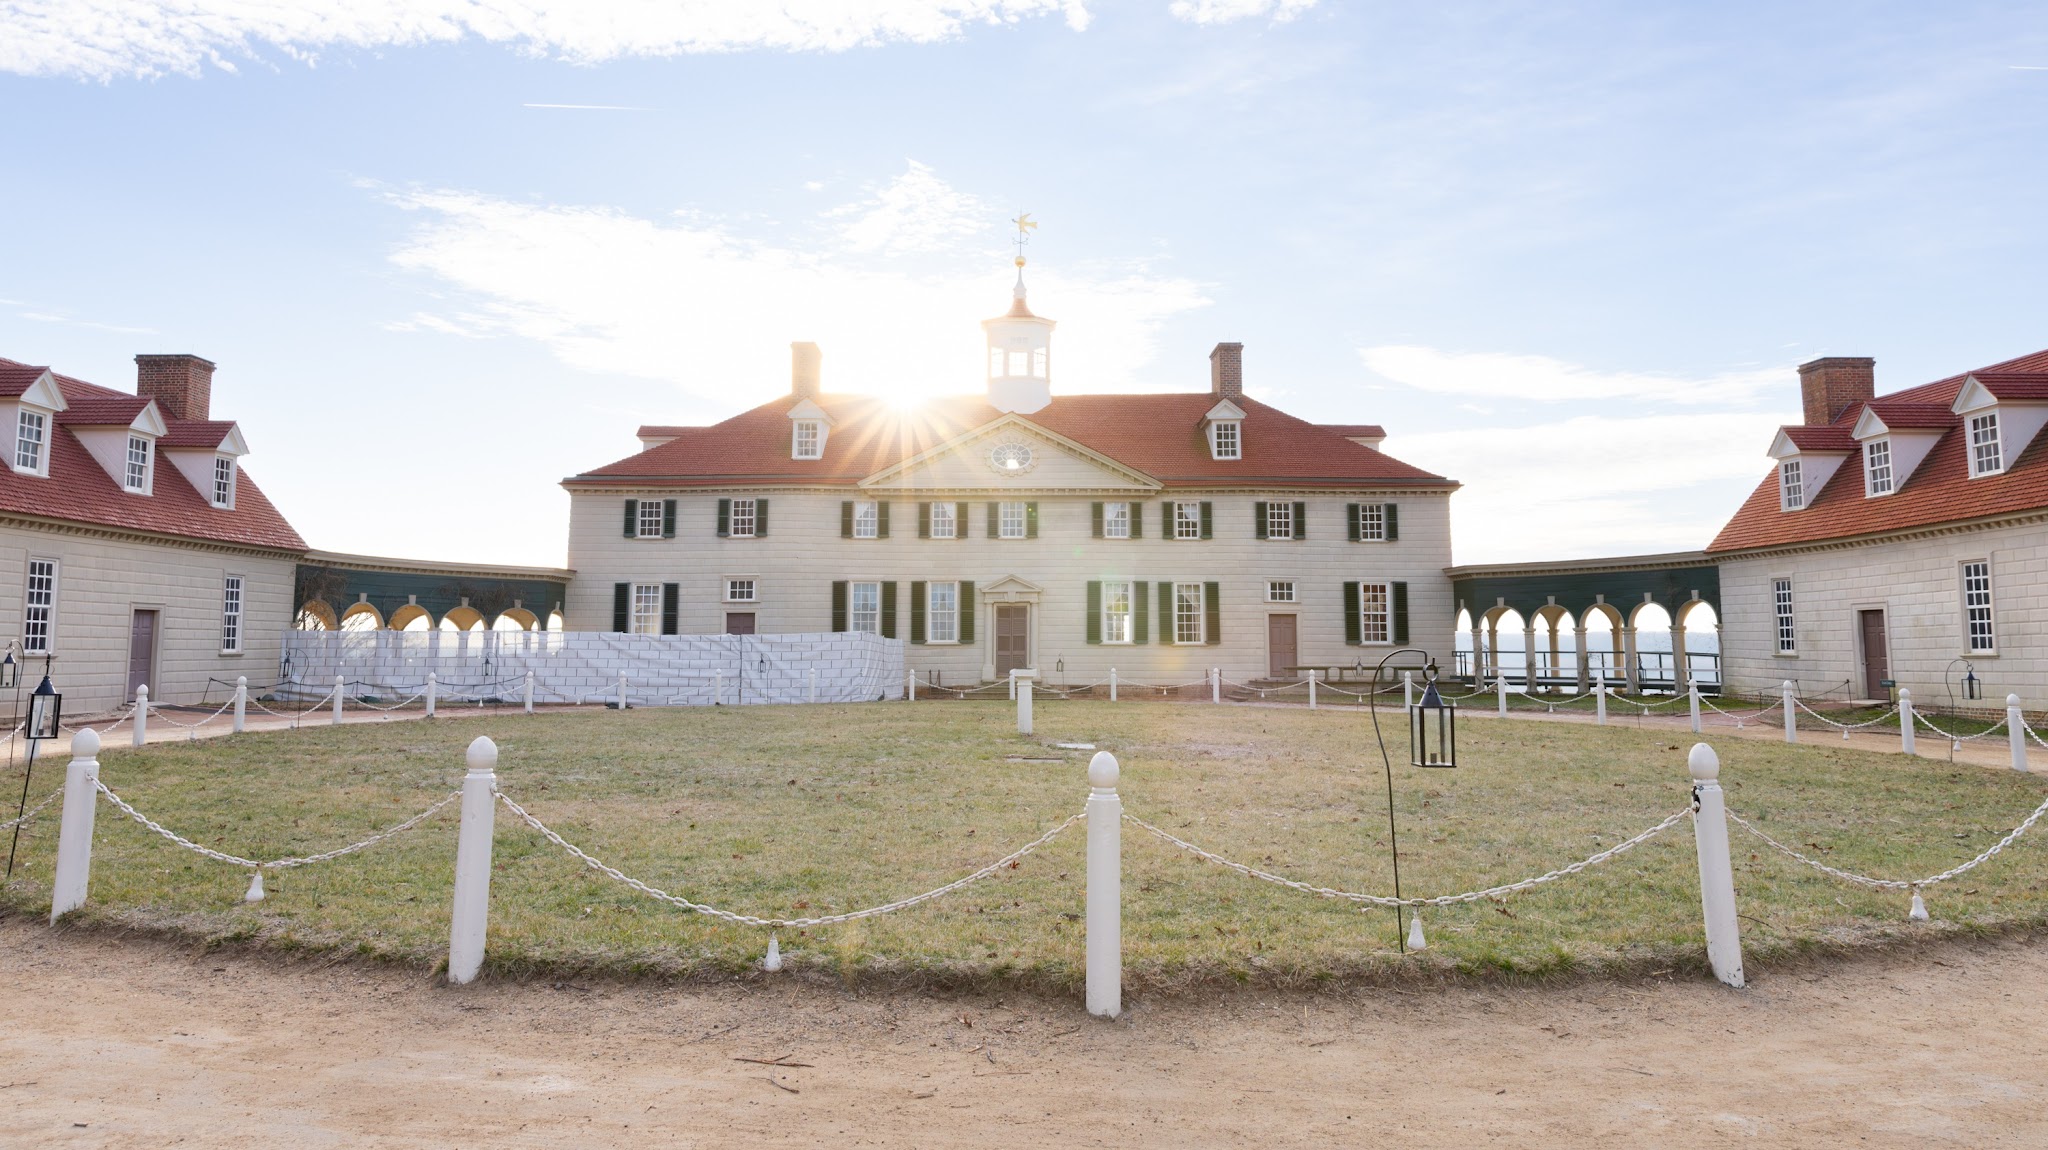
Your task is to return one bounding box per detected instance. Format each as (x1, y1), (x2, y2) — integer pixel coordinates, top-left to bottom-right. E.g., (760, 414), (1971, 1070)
(1267, 614), (1297, 679)
(725, 612), (756, 635)
(994, 605), (1029, 677)
(128, 610), (158, 696)
(1859, 609), (1889, 698)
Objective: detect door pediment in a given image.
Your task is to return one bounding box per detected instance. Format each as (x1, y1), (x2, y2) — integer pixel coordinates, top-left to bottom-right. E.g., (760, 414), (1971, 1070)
(980, 574), (1043, 602)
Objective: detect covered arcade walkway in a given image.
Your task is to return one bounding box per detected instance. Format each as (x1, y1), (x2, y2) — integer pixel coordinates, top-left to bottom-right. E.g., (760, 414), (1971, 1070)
(294, 550), (572, 635)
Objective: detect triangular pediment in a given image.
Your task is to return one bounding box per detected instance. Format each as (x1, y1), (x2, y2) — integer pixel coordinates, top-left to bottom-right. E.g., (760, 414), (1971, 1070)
(786, 397), (831, 423)
(1205, 398), (1246, 421)
(18, 371), (67, 413)
(861, 412), (1160, 492)
(982, 574), (1043, 595)
(1850, 407), (1889, 440)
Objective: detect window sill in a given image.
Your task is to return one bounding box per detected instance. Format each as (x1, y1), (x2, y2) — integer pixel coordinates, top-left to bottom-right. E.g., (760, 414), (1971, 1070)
(1961, 650), (1998, 659)
(220, 650), (245, 657)
(1774, 650), (1798, 658)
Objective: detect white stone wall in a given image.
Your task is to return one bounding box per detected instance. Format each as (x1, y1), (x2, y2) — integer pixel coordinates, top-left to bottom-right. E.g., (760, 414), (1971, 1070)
(1719, 517), (2048, 703)
(0, 522), (296, 714)
(279, 629), (905, 706)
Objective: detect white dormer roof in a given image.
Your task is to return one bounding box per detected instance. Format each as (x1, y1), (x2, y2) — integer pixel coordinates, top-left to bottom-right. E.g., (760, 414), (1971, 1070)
(11, 369), (68, 413)
(786, 397), (831, 424)
(1204, 398), (1247, 422)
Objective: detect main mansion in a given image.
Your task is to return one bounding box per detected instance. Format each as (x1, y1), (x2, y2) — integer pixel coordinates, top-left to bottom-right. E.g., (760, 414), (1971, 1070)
(563, 267), (1458, 685)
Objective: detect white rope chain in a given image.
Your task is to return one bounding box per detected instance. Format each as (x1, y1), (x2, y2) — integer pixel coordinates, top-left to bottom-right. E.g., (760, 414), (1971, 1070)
(1727, 793), (2048, 891)
(347, 692), (427, 713)
(495, 789), (1083, 928)
(1792, 698), (1901, 730)
(1120, 807), (1692, 908)
(0, 789), (60, 832)
(145, 698), (237, 730)
(94, 781), (458, 870)
(248, 684), (340, 721)
(1914, 709), (2006, 742)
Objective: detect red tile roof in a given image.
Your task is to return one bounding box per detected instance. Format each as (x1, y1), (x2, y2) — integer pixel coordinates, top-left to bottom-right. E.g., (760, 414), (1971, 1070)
(1320, 423), (1387, 439)
(158, 420), (241, 450)
(1969, 372), (2048, 401)
(56, 396), (153, 426)
(1709, 347), (2048, 555)
(0, 357), (306, 553)
(575, 392), (1452, 489)
(1861, 402), (1954, 430)
(1778, 425), (1856, 452)
(0, 364), (51, 398)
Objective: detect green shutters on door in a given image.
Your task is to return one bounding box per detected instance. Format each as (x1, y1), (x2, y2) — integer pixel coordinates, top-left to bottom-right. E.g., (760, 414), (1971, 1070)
(623, 499), (638, 538)
(613, 582), (630, 632)
(1392, 580), (1409, 644)
(1204, 581), (1221, 645)
(1086, 581), (1102, 644)
(881, 581), (897, 638)
(959, 581), (976, 641)
(717, 498), (731, 537)
(910, 581), (927, 643)
(1342, 581), (1361, 645)
(1133, 581), (1149, 644)
(831, 581), (848, 632)
(661, 583), (679, 635)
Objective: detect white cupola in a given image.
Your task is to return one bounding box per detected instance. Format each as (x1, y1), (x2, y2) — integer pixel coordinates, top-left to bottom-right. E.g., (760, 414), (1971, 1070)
(982, 216), (1055, 414)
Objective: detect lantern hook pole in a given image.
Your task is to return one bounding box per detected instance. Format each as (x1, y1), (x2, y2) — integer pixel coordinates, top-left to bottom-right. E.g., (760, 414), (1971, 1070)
(1368, 646), (1431, 954)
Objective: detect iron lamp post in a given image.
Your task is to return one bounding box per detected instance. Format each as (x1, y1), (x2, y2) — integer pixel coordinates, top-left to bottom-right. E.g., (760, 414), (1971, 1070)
(1367, 648), (1458, 954)
(6, 665), (60, 879)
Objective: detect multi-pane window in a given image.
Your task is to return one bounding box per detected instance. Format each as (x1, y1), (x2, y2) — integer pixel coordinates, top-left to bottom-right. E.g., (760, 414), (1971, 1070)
(1779, 460), (1804, 510)
(23, 559), (55, 653)
(999, 501), (1027, 539)
(988, 348), (1005, 377)
(1102, 581), (1133, 644)
(212, 456), (235, 507)
(1008, 350), (1031, 377)
(1962, 561), (1995, 652)
(1031, 347), (1048, 377)
(850, 581), (881, 634)
(1103, 501), (1130, 539)
(1267, 580), (1295, 603)
(1174, 502), (1202, 540)
(930, 501), (956, 538)
(631, 584), (662, 635)
(793, 420), (822, 459)
(124, 435), (151, 492)
(1358, 503), (1387, 541)
(1773, 578), (1796, 653)
(14, 410), (44, 472)
(1358, 581), (1390, 644)
(725, 578), (756, 603)
(1969, 413), (2003, 476)
(729, 498), (758, 538)
(853, 500), (879, 539)
(927, 581), (959, 643)
(637, 500), (665, 538)
(221, 575), (243, 653)
(1174, 582), (1205, 644)
(1864, 439), (1893, 496)
(1212, 421), (1241, 460)
(1266, 502), (1294, 540)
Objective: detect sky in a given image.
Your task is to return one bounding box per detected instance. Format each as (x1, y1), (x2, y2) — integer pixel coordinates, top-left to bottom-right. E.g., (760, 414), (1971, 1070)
(2, 1), (2045, 568)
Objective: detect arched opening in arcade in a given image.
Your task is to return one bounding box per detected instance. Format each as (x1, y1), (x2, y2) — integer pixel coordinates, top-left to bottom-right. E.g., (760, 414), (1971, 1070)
(339, 602), (384, 632)
(439, 606), (486, 633)
(492, 607), (540, 632)
(389, 604), (434, 632)
(294, 600), (337, 631)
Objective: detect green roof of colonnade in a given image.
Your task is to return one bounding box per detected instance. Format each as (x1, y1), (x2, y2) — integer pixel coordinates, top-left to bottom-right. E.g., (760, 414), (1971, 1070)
(1446, 551), (1719, 626)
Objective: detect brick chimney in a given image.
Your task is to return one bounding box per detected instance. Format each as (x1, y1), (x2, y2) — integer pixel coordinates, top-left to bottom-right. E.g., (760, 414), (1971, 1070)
(791, 342), (822, 399)
(135, 354), (215, 422)
(1798, 356), (1874, 426)
(1209, 342), (1243, 398)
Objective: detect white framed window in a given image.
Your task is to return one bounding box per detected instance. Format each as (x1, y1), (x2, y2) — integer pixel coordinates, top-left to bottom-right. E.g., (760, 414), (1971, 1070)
(927, 581), (959, 643)
(1358, 580), (1390, 644)
(999, 500), (1027, 539)
(1103, 501), (1130, 539)
(1102, 580), (1133, 644)
(631, 583), (662, 635)
(1773, 578), (1796, 653)
(1969, 412), (2003, 476)
(1267, 580), (1295, 603)
(1174, 501), (1202, 540)
(124, 435), (151, 492)
(637, 500), (665, 539)
(1266, 502), (1294, 540)
(1864, 439), (1893, 496)
(212, 455), (236, 508)
(221, 575), (243, 653)
(23, 558), (56, 654)
(729, 498), (758, 538)
(1007, 349), (1031, 377)
(793, 420), (823, 460)
(930, 501), (956, 539)
(1211, 421), (1241, 460)
(1358, 503), (1387, 542)
(725, 578), (757, 603)
(14, 409), (45, 474)
(850, 581), (881, 634)
(1173, 582), (1205, 645)
(1031, 347), (1048, 378)
(988, 347), (1005, 377)
(1962, 561), (1995, 653)
(1779, 460), (1805, 510)
(853, 500), (879, 539)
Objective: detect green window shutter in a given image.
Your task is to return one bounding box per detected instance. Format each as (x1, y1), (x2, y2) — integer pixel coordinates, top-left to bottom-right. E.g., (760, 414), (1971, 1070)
(1162, 502), (1174, 538)
(1292, 501), (1307, 540)
(840, 501), (854, 539)
(1204, 581), (1221, 646)
(910, 581), (926, 644)
(1026, 502), (1039, 538)
(1133, 581), (1149, 644)
(987, 502), (999, 538)
(623, 499), (638, 538)
(1086, 581), (1102, 644)
(1130, 502), (1143, 539)
(716, 498), (731, 538)
(1254, 501), (1268, 540)
(959, 581), (976, 641)
(661, 583), (679, 635)
(831, 581), (848, 632)
(1158, 581), (1174, 641)
(918, 502), (931, 539)
(955, 502), (970, 539)
(1343, 582), (1362, 645)
(881, 581), (897, 638)
(1385, 503), (1399, 541)
(1392, 581), (1409, 644)
(662, 499), (677, 539)
(612, 583), (629, 632)
(877, 501), (891, 539)
(1091, 502), (1104, 538)
(1347, 503), (1361, 542)
(1200, 502), (1213, 539)
(756, 499), (769, 536)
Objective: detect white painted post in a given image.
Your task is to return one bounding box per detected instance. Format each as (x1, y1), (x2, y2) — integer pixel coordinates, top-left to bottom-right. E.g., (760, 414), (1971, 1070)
(1687, 742), (1746, 988)
(807, 667), (816, 705)
(447, 735), (499, 985)
(1008, 672), (1016, 702)
(1782, 681), (1797, 744)
(49, 729), (102, 922)
(131, 685), (148, 747)
(425, 672), (437, 719)
(1496, 675), (1508, 718)
(1018, 674), (1034, 735)
(1308, 668), (1318, 710)
(334, 675), (346, 724)
(1210, 667), (1220, 704)
(1689, 682), (1702, 734)
(1109, 668), (1117, 703)
(618, 672), (629, 711)
(714, 670), (724, 706)
(1403, 670), (1414, 709)
(907, 669), (916, 702)
(2008, 694), (2028, 772)
(1595, 669), (1608, 726)
(232, 676), (247, 734)
(1898, 688), (1916, 756)
(523, 671), (535, 715)
(1086, 750), (1122, 1018)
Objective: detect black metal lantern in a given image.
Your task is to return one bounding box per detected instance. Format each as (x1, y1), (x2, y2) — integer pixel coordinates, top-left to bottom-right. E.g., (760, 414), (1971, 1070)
(0, 651), (15, 691)
(1963, 664), (1982, 702)
(26, 674), (60, 742)
(1409, 678), (1458, 768)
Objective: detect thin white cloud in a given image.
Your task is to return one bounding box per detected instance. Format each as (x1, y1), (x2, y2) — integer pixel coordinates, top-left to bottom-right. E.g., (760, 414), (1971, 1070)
(1168, 0), (1317, 24)
(380, 163), (1209, 405)
(16, 309), (159, 335)
(1361, 344), (1788, 406)
(0, 0), (1094, 80)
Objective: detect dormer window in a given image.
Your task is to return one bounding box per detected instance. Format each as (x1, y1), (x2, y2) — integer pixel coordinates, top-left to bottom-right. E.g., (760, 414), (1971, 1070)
(793, 419), (822, 460)
(124, 435), (152, 493)
(14, 409), (47, 475)
(1780, 459), (1804, 510)
(1969, 412), (2003, 476)
(1211, 420), (1241, 460)
(1864, 439), (1893, 496)
(212, 456), (236, 508)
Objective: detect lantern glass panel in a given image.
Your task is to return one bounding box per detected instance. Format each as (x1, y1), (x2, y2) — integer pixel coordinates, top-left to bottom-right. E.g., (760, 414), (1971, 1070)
(1409, 682), (1457, 768)
(27, 679), (60, 740)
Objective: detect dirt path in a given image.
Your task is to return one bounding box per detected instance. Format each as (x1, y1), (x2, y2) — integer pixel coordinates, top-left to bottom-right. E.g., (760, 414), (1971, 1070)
(2, 921), (2043, 1147)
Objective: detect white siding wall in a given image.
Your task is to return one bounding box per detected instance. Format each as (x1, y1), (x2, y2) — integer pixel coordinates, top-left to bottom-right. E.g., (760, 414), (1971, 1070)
(1720, 517), (2048, 702)
(0, 523), (296, 714)
(566, 489), (1456, 684)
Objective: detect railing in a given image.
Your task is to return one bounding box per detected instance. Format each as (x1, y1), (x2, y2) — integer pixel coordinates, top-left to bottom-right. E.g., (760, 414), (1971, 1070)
(1454, 650), (1722, 691)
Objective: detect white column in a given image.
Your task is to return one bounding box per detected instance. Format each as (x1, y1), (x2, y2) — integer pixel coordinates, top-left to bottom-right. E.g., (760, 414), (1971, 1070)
(1899, 688), (1916, 756)
(49, 729), (102, 922)
(1018, 674), (1034, 735)
(2009, 695), (2028, 772)
(335, 674), (346, 724)
(1572, 627), (1590, 693)
(1689, 683), (1702, 734)
(131, 685), (148, 747)
(233, 676), (247, 734)
(1307, 668), (1318, 710)
(1109, 668), (1117, 703)
(1595, 668), (1607, 725)
(1085, 751), (1122, 1019)
(1523, 626), (1538, 693)
(524, 671), (535, 714)
(447, 735), (499, 985)
(1210, 667), (1220, 704)
(425, 672), (437, 719)
(1622, 627), (1640, 693)
(1670, 626), (1690, 692)
(1783, 681), (1797, 744)
(1688, 742), (1746, 988)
